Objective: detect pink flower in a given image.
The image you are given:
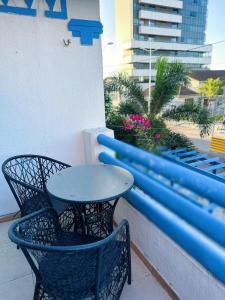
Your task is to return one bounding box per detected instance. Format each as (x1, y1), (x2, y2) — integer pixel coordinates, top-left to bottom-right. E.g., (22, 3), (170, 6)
(130, 114), (135, 121)
(154, 134), (161, 139)
(145, 120), (150, 128)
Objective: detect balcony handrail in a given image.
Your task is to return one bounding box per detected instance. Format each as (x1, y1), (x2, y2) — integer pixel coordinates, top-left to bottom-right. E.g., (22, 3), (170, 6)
(99, 152), (225, 247)
(126, 189), (225, 286)
(97, 134), (225, 285)
(97, 134), (225, 209)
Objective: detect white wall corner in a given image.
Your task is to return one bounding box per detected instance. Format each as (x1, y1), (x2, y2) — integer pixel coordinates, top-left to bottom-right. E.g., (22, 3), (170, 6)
(83, 127), (115, 164)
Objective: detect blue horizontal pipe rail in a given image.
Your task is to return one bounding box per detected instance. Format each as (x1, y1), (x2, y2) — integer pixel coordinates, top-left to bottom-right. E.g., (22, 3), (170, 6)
(97, 134), (225, 208)
(99, 152), (225, 247)
(126, 189), (225, 285)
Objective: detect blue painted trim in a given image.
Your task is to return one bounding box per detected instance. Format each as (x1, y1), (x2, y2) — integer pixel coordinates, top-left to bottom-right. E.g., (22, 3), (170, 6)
(171, 150), (197, 158)
(45, 0), (67, 19)
(162, 148), (187, 155)
(68, 19), (103, 45)
(181, 153), (208, 163)
(97, 134), (225, 208)
(190, 157), (220, 167)
(0, 1), (36, 16)
(99, 152), (225, 247)
(205, 163), (225, 172)
(125, 189), (225, 286)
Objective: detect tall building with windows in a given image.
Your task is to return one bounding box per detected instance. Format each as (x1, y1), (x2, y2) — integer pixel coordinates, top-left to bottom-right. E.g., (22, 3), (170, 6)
(115, 0), (212, 88)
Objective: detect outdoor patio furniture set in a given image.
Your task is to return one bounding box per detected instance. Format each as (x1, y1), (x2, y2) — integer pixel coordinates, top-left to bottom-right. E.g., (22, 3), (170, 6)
(2, 155), (134, 300)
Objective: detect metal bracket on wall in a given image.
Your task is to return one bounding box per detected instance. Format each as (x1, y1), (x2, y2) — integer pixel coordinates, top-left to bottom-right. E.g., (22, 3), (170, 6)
(68, 19), (103, 46)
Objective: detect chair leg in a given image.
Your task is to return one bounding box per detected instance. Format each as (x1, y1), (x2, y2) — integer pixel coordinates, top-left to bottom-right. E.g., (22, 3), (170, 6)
(128, 262), (132, 285)
(33, 282), (42, 300)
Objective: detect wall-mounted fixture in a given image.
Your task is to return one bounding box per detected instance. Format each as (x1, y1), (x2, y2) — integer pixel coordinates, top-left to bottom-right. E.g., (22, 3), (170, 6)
(63, 39), (71, 47)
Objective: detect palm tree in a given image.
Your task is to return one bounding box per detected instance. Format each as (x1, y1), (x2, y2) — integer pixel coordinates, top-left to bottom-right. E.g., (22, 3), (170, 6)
(105, 58), (212, 149)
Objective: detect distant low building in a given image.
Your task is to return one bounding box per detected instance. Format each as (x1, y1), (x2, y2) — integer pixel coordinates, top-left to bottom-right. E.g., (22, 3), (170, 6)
(188, 70), (225, 92)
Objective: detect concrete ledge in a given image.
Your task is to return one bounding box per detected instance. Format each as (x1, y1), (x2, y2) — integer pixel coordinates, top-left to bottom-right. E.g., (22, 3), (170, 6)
(0, 211), (20, 223)
(115, 199), (225, 300)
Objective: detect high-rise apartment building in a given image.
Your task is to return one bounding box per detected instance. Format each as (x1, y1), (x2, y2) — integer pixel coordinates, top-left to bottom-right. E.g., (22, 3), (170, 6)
(115, 0), (212, 88)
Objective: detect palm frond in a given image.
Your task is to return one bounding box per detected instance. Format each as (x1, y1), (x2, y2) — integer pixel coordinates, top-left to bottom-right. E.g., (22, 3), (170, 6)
(151, 58), (189, 115)
(163, 101), (213, 137)
(104, 73), (147, 114)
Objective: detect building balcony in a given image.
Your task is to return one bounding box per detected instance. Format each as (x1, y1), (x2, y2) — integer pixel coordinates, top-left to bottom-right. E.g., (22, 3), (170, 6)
(0, 220), (171, 300)
(139, 10), (182, 24)
(124, 54), (211, 65)
(139, 25), (182, 37)
(122, 40), (212, 54)
(139, 0), (183, 9)
(2, 130), (225, 300)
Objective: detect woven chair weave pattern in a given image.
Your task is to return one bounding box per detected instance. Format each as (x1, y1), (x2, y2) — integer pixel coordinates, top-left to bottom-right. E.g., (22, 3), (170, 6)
(10, 208), (130, 300)
(2, 155), (70, 216)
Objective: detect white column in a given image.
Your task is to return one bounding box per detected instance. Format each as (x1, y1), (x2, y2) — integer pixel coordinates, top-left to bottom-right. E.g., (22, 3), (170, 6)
(83, 127), (115, 164)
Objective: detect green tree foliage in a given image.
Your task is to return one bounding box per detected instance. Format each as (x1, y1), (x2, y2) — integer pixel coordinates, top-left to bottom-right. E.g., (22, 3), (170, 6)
(151, 58), (189, 115)
(163, 101), (212, 137)
(198, 78), (225, 101)
(104, 58), (213, 151)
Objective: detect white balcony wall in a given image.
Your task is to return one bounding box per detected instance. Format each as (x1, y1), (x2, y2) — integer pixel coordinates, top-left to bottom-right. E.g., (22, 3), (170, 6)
(115, 200), (225, 300)
(139, 10), (182, 23)
(0, 0), (105, 216)
(139, 0), (183, 9)
(139, 25), (181, 37)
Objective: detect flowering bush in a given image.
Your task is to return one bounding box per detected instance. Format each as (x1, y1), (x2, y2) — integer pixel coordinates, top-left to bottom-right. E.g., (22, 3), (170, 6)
(123, 114), (150, 132)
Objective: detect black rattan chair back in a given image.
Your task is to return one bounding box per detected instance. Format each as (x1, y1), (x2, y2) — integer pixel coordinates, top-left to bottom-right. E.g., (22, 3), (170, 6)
(2, 155), (70, 216)
(9, 208), (131, 300)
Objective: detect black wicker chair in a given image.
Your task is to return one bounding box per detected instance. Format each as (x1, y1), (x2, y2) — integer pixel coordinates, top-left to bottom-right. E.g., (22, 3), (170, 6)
(2, 155), (71, 216)
(9, 208), (131, 300)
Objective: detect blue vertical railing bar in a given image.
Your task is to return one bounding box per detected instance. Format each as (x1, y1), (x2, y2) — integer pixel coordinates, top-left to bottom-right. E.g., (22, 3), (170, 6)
(99, 152), (225, 247)
(0, 0), (36, 16)
(97, 134), (225, 208)
(126, 189), (225, 286)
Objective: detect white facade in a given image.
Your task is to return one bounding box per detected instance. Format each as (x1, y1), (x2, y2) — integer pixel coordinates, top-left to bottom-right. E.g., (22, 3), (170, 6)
(0, 0), (105, 216)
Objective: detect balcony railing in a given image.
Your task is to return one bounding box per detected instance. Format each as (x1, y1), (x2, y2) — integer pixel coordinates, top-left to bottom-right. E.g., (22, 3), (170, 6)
(97, 134), (225, 286)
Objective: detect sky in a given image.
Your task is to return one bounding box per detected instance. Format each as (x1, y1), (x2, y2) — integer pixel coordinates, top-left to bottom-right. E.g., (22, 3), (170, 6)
(100, 0), (225, 73)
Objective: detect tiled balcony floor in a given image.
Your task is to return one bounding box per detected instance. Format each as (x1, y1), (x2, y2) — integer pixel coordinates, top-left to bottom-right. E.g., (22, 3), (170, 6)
(0, 221), (171, 300)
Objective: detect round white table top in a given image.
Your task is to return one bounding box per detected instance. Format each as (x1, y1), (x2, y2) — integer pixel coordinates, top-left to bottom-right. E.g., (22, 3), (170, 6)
(47, 164), (134, 204)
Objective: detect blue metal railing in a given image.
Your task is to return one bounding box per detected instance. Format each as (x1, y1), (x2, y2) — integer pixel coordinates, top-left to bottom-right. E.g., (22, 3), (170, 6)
(162, 147), (225, 179)
(97, 134), (225, 285)
(126, 189), (225, 285)
(98, 134), (225, 208)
